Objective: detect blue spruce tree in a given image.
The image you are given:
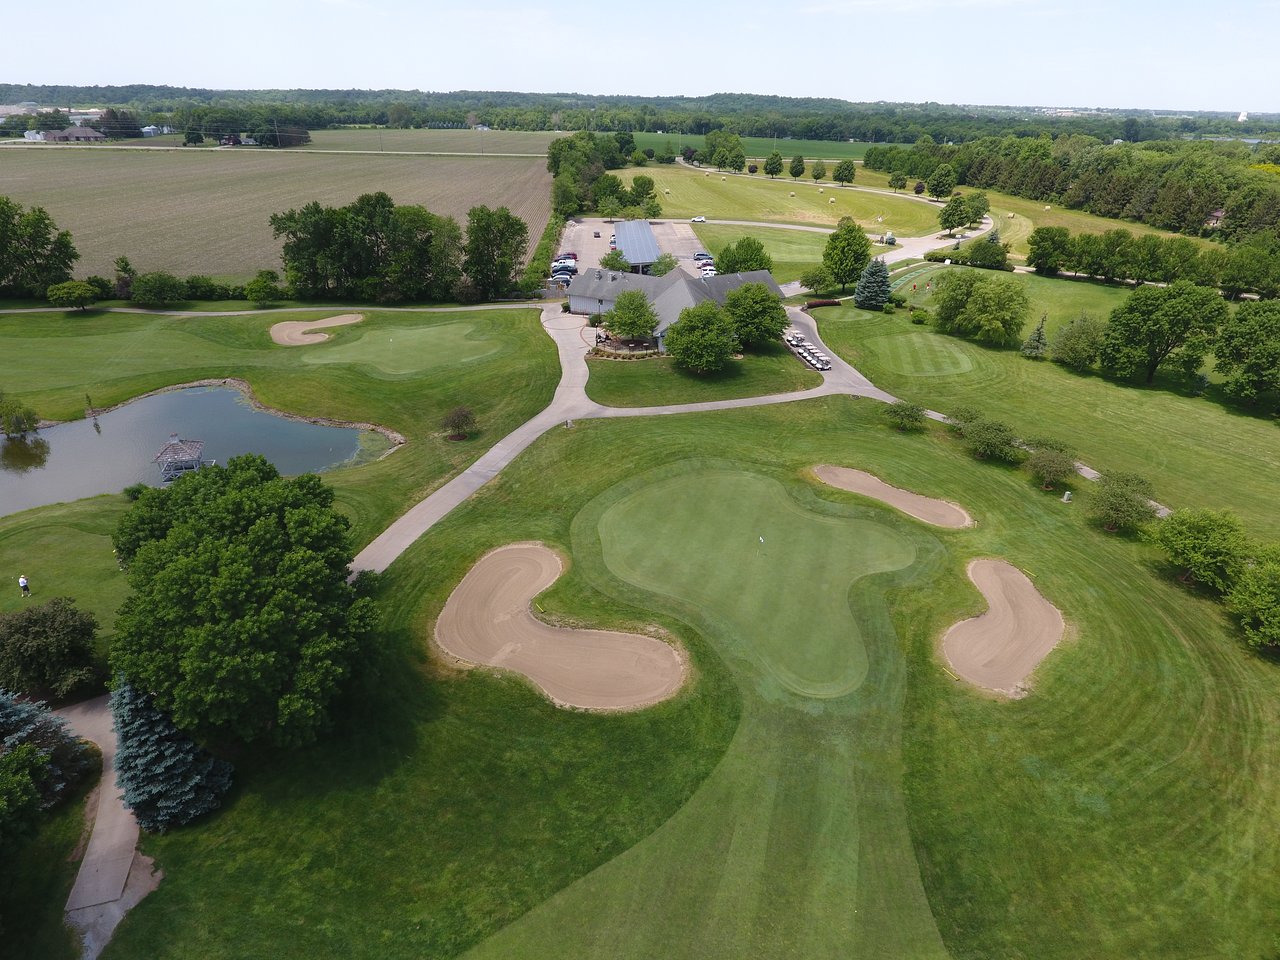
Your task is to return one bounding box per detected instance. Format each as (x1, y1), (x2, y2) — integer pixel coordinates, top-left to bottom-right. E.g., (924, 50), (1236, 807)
(0, 690), (91, 807)
(110, 678), (232, 832)
(853, 258), (892, 311)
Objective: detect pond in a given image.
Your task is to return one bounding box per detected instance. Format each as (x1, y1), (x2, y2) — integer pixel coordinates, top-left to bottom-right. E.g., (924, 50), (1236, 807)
(0, 386), (379, 518)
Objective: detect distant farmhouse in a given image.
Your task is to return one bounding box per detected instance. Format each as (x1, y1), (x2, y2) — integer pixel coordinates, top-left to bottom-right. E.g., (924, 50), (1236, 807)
(568, 268), (783, 351)
(45, 127), (106, 142)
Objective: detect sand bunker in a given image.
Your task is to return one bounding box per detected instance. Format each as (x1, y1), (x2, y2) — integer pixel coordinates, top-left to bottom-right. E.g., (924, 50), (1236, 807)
(435, 543), (686, 710)
(270, 314), (364, 346)
(942, 559), (1065, 696)
(814, 465), (973, 528)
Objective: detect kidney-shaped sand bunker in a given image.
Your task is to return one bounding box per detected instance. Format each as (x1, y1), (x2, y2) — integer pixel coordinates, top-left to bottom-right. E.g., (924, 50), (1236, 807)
(814, 465), (974, 529)
(435, 543), (687, 710)
(942, 558), (1065, 696)
(270, 314), (364, 346)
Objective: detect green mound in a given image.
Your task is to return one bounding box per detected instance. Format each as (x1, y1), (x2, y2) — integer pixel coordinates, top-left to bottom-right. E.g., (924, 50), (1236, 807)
(466, 462), (946, 960)
(301, 321), (499, 377)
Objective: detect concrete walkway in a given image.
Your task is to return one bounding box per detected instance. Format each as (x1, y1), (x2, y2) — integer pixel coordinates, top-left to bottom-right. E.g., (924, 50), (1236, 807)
(55, 696), (160, 960)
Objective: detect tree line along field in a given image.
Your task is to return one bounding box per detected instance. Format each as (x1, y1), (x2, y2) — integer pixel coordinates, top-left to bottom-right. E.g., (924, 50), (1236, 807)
(0, 148), (551, 279)
(817, 269), (1280, 538)
(630, 131), (904, 161)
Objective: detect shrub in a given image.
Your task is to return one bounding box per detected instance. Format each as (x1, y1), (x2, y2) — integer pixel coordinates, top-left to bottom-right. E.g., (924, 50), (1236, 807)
(910, 309), (930, 325)
(946, 405), (983, 431)
(0, 598), (99, 700)
(46, 280), (98, 311)
(182, 275), (232, 301)
(884, 401), (927, 431)
(442, 406), (476, 439)
(799, 267), (833, 295)
(805, 300), (841, 309)
(1050, 312), (1106, 370)
(960, 417), (1020, 461)
(244, 270), (283, 307)
(130, 272), (187, 307)
(1226, 546), (1280, 648)
(123, 482), (148, 501)
(0, 692), (92, 808)
(84, 276), (113, 300)
(111, 679), (233, 833)
(1090, 472), (1157, 533)
(882, 303), (896, 314)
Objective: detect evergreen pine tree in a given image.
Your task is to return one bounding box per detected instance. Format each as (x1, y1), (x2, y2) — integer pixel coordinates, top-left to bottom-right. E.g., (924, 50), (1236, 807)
(0, 690), (91, 807)
(110, 678), (233, 833)
(853, 258), (892, 311)
(1021, 314), (1049, 358)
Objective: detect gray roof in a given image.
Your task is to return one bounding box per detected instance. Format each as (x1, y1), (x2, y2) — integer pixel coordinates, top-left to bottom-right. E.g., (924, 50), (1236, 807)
(651, 274), (708, 336)
(567, 269), (667, 304)
(613, 220), (662, 266)
(154, 434), (204, 463)
(703, 270), (785, 304)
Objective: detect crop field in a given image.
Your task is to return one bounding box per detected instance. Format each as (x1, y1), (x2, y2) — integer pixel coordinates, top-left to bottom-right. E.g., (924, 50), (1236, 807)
(0, 147), (551, 278)
(299, 128), (561, 155)
(817, 271), (1280, 536)
(646, 165), (939, 234)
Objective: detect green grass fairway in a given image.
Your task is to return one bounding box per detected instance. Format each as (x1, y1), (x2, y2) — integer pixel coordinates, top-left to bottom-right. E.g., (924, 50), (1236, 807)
(41, 399), (1280, 959)
(585, 345), (821, 407)
(817, 271), (1280, 535)
(0, 148), (550, 278)
(0, 497), (131, 649)
(299, 320), (500, 377)
(692, 223), (827, 283)
(0, 307), (558, 546)
(631, 133), (902, 161)
(646, 165), (938, 235)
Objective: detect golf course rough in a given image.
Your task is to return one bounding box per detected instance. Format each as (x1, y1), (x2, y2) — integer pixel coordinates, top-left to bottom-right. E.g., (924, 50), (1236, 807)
(434, 542), (686, 710)
(464, 463), (950, 959)
(814, 464), (974, 529)
(942, 558), (1065, 696)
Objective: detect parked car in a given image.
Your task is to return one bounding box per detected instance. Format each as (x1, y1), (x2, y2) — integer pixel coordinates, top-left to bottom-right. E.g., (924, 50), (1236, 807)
(593, 231), (601, 238)
(693, 252), (713, 262)
(559, 252), (578, 260)
(691, 215), (707, 223)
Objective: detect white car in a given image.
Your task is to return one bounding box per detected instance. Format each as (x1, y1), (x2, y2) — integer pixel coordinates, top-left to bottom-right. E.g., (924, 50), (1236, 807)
(691, 216), (707, 223)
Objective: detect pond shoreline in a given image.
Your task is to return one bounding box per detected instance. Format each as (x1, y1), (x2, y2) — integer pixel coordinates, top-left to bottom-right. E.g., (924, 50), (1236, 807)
(44, 378), (406, 459)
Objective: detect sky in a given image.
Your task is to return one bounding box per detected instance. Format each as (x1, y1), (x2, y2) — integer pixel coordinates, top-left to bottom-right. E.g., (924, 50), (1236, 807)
(5, 0), (1278, 113)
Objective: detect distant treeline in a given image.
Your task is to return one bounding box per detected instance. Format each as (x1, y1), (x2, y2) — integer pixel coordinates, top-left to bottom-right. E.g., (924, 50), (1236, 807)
(866, 136), (1280, 242)
(4, 84), (1279, 144)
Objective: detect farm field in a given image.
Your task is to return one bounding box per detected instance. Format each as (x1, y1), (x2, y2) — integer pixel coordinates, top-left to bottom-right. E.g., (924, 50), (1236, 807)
(0, 148), (550, 278)
(816, 270), (1280, 536)
(0, 306), (559, 546)
(299, 128), (561, 154)
(692, 222), (828, 283)
(8, 398), (1264, 959)
(584, 344), (821, 407)
(646, 164), (939, 235)
(631, 132), (902, 160)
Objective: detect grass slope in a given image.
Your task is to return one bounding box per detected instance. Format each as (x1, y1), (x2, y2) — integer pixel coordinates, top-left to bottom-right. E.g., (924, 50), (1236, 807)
(584, 345), (821, 407)
(0, 307), (559, 546)
(817, 272), (1280, 535)
(645, 165), (938, 235)
(93, 399), (1280, 959)
(0, 149), (550, 278)
(692, 223), (828, 283)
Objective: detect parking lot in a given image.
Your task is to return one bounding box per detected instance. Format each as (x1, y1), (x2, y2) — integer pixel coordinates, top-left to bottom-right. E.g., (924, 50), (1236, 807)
(558, 218), (708, 280)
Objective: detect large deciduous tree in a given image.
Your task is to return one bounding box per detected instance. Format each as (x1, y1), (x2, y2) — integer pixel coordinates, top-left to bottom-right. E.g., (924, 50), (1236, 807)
(111, 455), (377, 748)
(832, 159), (857, 186)
(934, 271), (1030, 344)
(926, 163), (957, 199)
(823, 217), (872, 292)
(1213, 300), (1280, 403)
(46, 281), (98, 311)
(723, 283), (787, 348)
(1227, 546), (1280, 648)
(664, 301), (739, 374)
(1151, 509), (1248, 593)
(1026, 226), (1073, 275)
(810, 159), (827, 183)
(463, 205), (529, 300)
(1099, 281), (1227, 383)
(939, 196), (969, 236)
(764, 151), (784, 179)
(605, 290), (658, 341)
(0, 197), (79, 298)
(789, 155), (806, 180)
(888, 171), (907, 193)
(1090, 472), (1157, 533)
(716, 236), (773, 274)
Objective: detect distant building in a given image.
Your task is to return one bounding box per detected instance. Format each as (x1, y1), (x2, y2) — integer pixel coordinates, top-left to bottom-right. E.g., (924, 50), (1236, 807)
(567, 268), (784, 352)
(154, 434), (208, 483)
(1205, 208), (1226, 229)
(1239, 112), (1249, 123)
(23, 130), (45, 141)
(45, 126), (106, 142)
(141, 125), (160, 137)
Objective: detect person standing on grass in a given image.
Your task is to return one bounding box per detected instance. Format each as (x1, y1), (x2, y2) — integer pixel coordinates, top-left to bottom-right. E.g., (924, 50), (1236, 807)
(19, 574), (30, 598)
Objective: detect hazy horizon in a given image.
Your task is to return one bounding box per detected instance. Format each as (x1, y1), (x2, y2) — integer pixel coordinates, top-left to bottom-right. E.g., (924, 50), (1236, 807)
(6, 0), (1278, 114)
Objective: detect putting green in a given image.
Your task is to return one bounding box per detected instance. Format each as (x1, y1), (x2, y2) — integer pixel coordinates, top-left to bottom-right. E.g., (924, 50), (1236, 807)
(300, 321), (499, 377)
(465, 464), (947, 960)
